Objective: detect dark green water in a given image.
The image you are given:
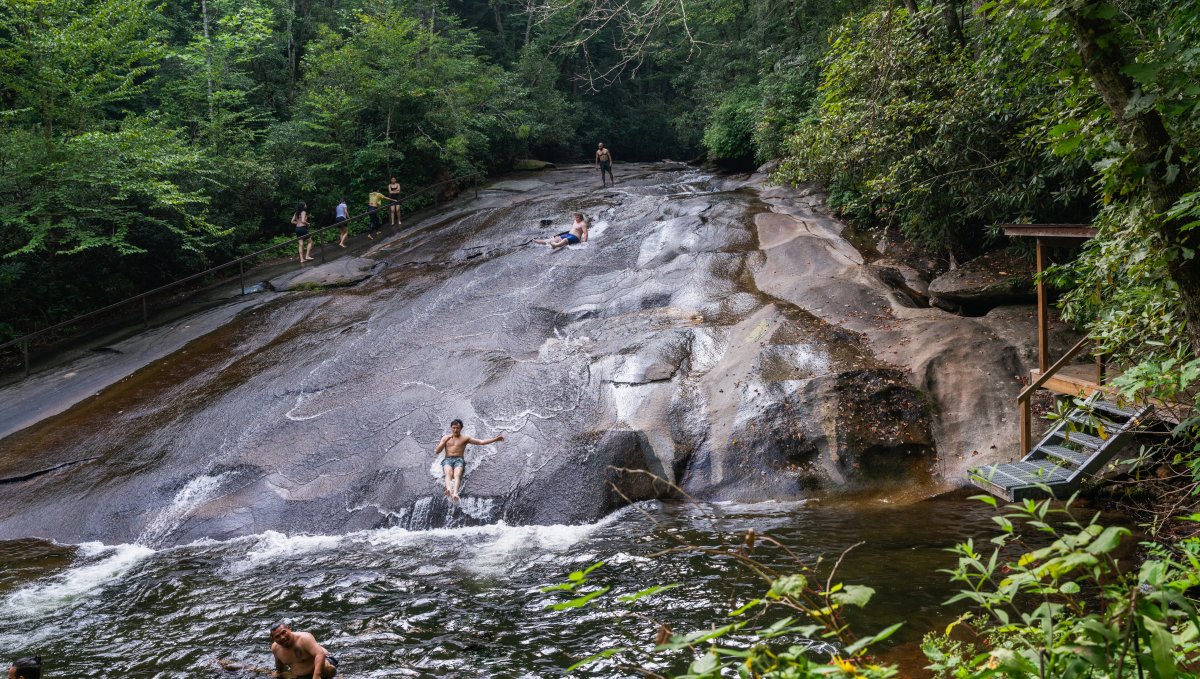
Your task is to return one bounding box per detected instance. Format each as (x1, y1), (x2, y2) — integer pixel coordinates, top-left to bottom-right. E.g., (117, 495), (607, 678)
(0, 494), (1005, 678)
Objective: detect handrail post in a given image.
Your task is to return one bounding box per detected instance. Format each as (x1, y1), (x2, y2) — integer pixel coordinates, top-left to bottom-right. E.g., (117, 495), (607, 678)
(1019, 394), (1031, 454)
(1036, 238), (1048, 373)
(239, 261), (245, 296)
(142, 297), (149, 328)
(21, 338), (29, 378)
(1095, 353), (1105, 385)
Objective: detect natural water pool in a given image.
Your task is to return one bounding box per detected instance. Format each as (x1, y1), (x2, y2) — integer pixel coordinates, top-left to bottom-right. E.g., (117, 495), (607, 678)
(0, 492), (1025, 678)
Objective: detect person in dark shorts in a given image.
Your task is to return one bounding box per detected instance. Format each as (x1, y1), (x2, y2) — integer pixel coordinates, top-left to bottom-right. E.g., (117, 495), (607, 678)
(534, 213), (589, 250)
(270, 621), (339, 679)
(367, 190), (394, 240)
(595, 143), (614, 186)
(292, 202), (314, 263)
(334, 198), (350, 248)
(8, 656), (42, 679)
(387, 177), (402, 226)
(434, 418), (504, 502)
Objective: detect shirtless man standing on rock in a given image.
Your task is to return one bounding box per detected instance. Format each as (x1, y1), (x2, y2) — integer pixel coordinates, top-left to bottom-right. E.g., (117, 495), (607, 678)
(435, 418), (503, 502)
(270, 621), (339, 679)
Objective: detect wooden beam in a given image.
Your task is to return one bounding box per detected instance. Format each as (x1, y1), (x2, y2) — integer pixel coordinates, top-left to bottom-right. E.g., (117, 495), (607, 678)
(1001, 224), (1098, 239)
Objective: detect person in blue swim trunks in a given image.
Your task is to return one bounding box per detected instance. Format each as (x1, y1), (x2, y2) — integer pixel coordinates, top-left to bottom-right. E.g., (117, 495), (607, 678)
(534, 213), (589, 250)
(435, 418), (504, 502)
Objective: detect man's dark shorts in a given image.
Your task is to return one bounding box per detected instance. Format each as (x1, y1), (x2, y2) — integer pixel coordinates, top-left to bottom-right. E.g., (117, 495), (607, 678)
(558, 232), (581, 245)
(600, 160), (611, 172)
(443, 456), (465, 470)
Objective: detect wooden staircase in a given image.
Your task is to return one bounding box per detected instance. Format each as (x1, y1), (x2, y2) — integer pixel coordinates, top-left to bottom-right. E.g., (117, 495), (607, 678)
(970, 395), (1152, 501)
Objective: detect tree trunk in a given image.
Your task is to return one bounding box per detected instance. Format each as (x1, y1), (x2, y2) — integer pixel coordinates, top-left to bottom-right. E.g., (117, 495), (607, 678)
(201, 0), (214, 121)
(1065, 4), (1200, 352)
(940, 0), (965, 47)
(901, 0), (918, 14)
(524, 0), (534, 47)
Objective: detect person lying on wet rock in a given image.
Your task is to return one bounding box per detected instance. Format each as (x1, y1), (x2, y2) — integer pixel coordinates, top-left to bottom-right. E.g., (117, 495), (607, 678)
(534, 212), (589, 250)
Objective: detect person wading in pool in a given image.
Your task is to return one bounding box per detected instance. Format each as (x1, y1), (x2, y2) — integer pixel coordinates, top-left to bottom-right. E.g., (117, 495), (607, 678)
(8, 656), (41, 679)
(595, 143), (614, 186)
(270, 621), (339, 679)
(434, 418), (503, 502)
(533, 213), (589, 250)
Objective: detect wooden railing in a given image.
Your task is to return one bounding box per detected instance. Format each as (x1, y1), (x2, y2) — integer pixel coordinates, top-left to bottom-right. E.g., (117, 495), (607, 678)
(1017, 337), (1092, 453)
(0, 171), (485, 380)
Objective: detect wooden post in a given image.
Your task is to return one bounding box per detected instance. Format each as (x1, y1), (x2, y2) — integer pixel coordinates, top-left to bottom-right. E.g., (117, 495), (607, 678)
(142, 297), (149, 328)
(239, 260), (245, 296)
(21, 338), (29, 378)
(1036, 238), (1048, 374)
(1019, 395), (1031, 454)
(1095, 353), (1106, 385)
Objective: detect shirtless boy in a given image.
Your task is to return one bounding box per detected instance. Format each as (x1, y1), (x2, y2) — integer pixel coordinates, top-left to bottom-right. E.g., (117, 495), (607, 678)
(435, 419), (503, 502)
(533, 213), (589, 250)
(270, 621), (339, 679)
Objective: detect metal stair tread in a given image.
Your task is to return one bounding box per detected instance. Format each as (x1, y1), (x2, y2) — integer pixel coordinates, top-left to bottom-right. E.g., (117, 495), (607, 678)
(1036, 445), (1091, 468)
(1051, 429), (1106, 450)
(1065, 411), (1122, 433)
(1091, 400), (1141, 420)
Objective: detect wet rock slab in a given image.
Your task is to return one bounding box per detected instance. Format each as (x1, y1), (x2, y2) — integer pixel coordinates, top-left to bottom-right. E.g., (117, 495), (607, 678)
(0, 163), (1047, 545)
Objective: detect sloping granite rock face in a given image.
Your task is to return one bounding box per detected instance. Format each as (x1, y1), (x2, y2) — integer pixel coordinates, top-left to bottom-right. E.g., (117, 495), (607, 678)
(0, 163), (1043, 545)
(928, 248), (1036, 314)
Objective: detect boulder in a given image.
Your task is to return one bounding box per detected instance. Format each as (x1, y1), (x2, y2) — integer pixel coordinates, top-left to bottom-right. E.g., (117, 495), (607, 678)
(513, 159), (556, 171)
(928, 248), (1035, 314)
(267, 256), (381, 291)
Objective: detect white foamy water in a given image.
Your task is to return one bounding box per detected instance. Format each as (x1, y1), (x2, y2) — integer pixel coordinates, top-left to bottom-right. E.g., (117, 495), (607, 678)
(0, 543), (155, 624)
(138, 473), (232, 546)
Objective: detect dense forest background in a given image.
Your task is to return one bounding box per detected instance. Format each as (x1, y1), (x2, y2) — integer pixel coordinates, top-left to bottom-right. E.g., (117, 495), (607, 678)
(1, 0), (1197, 386)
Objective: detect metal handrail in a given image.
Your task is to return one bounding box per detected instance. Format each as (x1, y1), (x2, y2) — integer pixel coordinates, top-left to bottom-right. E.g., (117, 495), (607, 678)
(1018, 336), (1092, 453)
(1, 170), (486, 377)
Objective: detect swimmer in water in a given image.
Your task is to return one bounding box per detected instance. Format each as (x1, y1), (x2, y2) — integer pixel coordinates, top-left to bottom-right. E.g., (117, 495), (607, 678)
(435, 418), (504, 502)
(270, 621), (339, 679)
(8, 656), (41, 679)
(533, 213), (589, 250)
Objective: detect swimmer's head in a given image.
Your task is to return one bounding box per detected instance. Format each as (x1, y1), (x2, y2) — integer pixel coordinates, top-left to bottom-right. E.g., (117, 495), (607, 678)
(9, 656), (41, 679)
(450, 419), (463, 433)
(270, 621), (295, 647)
(597, 143), (605, 148)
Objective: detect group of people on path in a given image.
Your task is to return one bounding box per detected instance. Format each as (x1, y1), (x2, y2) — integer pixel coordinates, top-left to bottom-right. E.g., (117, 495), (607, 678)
(289, 177), (404, 264)
(288, 144), (615, 264)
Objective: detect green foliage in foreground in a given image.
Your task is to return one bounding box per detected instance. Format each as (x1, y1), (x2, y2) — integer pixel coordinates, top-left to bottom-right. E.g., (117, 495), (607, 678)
(551, 496), (1200, 678)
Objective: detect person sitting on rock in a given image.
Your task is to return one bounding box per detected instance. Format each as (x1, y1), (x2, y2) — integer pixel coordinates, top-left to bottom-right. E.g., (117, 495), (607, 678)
(434, 418), (504, 502)
(8, 656), (42, 679)
(270, 621), (339, 679)
(533, 213), (589, 250)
